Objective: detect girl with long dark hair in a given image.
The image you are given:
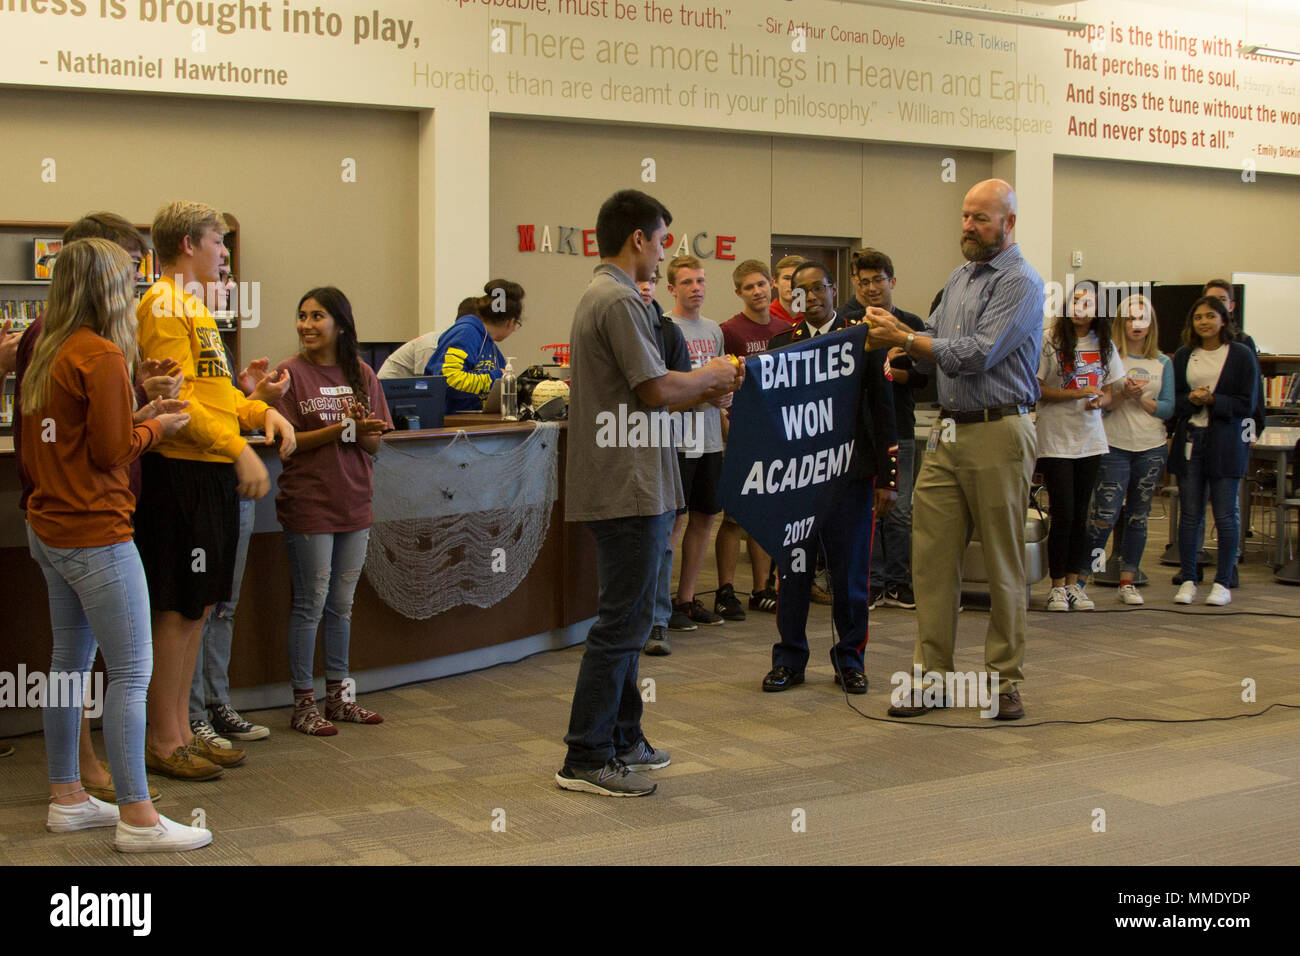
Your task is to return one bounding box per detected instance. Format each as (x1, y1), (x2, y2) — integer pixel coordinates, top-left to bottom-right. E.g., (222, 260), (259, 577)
(1170, 296), (1259, 606)
(1036, 284), (1126, 611)
(273, 288), (393, 735)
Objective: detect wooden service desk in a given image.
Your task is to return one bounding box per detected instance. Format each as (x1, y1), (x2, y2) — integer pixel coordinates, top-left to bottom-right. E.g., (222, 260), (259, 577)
(0, 419), (597, 735)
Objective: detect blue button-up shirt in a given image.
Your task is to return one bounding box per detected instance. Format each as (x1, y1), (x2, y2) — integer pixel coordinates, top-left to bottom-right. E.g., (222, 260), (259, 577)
(915, 243), (1044, 411)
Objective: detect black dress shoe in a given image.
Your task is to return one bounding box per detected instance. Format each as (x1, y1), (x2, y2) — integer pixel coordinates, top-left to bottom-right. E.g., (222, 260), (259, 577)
(762, 666), (805, 692)
(833, 669), (868, 695)
(887, 691), (945, 717)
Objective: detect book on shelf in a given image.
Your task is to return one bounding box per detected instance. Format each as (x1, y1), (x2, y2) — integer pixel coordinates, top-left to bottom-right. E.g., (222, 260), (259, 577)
(139, 250), (161, 283)
(32, 238), (62, 280)
(0, 299), (47, 325)
(1264, 373), (1300, 408)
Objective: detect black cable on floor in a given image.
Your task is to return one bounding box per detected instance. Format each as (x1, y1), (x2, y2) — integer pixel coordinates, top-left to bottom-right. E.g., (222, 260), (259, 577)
(840, 696), (1300, 730)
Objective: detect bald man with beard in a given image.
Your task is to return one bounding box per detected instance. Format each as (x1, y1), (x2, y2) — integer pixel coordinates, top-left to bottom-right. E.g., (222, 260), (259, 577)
(865, 179), (1044, 720)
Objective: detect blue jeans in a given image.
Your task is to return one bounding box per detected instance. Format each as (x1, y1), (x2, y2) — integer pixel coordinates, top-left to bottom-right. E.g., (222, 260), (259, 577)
(870, 438), (915, 591)
(1083, 445), (1168, 576)
(191, 496), (255, 720)
(1178, 428), (1241, 587)
(564, 511), (674, 770)
(27, 524), (153, 805)
(653, 543), (673, 630)
(285, 529), (371, 691)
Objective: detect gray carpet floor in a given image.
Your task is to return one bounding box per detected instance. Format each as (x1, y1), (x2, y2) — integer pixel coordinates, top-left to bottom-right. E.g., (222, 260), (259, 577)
(2, 511), (1298, 865)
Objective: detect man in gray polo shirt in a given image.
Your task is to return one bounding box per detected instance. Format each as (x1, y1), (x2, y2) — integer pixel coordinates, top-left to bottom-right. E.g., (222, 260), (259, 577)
(558, 189), (741, 797)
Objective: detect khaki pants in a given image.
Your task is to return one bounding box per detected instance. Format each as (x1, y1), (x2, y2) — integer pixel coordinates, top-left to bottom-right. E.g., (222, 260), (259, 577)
(911, 414), (1036, 689)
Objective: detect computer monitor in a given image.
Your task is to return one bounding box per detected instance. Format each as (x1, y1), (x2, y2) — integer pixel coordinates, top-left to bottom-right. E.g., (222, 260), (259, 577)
(381, 376), (447, 431)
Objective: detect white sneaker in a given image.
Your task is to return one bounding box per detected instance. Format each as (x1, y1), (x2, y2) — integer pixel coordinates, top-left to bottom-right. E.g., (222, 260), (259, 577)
(47, 794), (119, 833)
(1205, 583), (1232, 606)
(1174, 581), (1197, 604)
(1118, 584), (1145, 605)
(1046, 587), (1069, 611)
(114, 814), (213, 853)
(1065, 583), (1095, 610)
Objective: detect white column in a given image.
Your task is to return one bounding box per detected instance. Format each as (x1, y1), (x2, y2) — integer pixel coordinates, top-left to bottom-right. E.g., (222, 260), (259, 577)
(991, 148), (1053, 281)
(418, 102), (491, 336)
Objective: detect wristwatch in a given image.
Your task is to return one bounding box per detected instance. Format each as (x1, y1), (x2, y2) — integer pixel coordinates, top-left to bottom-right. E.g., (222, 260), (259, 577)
(904, 332), (916, 355)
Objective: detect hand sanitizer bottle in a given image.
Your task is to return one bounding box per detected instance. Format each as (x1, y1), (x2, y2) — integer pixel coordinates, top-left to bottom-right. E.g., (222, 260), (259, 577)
(501, 357), (518, 421)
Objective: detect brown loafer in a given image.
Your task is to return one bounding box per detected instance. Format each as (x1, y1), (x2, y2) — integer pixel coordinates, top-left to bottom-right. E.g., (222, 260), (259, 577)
(188, 736), (246, 767)
(993, 687), (1025, 720)
(84, 775), (161, 803)
(145, 745), (222, 781)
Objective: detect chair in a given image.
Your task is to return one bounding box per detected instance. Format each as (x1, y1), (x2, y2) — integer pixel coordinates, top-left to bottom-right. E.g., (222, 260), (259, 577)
(1274, 438), (1300, 585)
(962, 485), (1047, 604)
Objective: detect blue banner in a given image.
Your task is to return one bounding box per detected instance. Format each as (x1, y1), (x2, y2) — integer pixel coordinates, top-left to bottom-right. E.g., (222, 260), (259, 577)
(720, 323), (868, 572)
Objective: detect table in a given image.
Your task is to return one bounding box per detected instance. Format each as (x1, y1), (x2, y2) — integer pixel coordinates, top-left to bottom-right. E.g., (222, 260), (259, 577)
(1249, 426), (1300, 569)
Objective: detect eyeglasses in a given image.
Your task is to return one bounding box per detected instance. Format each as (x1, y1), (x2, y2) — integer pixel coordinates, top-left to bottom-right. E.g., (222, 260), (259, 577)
(857, 275), (891, 287)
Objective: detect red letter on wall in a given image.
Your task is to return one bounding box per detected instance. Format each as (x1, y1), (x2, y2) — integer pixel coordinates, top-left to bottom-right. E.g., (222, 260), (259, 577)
(715, 235), (736, 260)
(582, 229), (598, 256)
(518, 225), (536, 252)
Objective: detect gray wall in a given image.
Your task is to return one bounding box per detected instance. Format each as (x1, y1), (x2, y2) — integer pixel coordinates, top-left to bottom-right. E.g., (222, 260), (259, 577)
(0, 88), (419, 367)
(1052, 155), (1300, 287)
(490, 118), (994, 364)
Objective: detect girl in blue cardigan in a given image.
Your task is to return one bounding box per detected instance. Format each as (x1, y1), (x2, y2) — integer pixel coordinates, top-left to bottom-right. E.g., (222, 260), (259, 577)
(1169, 296), (1260, 606)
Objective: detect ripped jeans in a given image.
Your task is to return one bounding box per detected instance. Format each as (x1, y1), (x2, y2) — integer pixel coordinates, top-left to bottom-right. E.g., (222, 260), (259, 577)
(285, 529), (370, 691)
(1082, 445), (1168, 577)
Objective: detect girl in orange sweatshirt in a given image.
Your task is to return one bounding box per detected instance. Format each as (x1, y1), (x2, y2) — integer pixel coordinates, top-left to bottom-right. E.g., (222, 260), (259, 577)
(23, 238), (211, 853)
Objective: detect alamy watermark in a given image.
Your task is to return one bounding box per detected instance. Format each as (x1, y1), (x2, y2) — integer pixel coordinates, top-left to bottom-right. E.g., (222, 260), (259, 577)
(595, 404), (707, 458)
(890, 666), (1001, 718)
(1044, 274), (1152, 320)
(150, 274), (261, 328)
(50, 885), (151, 936)
(0, 666), (104, 718)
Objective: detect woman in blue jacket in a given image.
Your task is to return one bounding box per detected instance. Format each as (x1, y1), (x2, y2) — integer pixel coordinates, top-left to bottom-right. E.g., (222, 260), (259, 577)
(426, 279), (525, 413)
(1169, 295), (1260, 607)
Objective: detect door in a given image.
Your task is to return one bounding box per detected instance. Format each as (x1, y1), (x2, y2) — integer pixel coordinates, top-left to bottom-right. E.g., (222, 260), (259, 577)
(770, 237), (855, 311)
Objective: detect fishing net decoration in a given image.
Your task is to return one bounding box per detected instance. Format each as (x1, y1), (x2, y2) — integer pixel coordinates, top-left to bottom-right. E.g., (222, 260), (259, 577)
(363, 424), (560, 619)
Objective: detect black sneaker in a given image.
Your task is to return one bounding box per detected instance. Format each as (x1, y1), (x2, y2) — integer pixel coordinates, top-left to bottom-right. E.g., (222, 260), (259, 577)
(643, 625), (671, 656)
(556, 760), (656, 797)
(749, 587), (778, 613)
(884, 585), (916, 609)
(210, 703), (270, 741)
(667, 608), (698, 631)
(714, 584), (746, 621)
(679, 599), (723, 626)
(868, 588), (884, 610)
